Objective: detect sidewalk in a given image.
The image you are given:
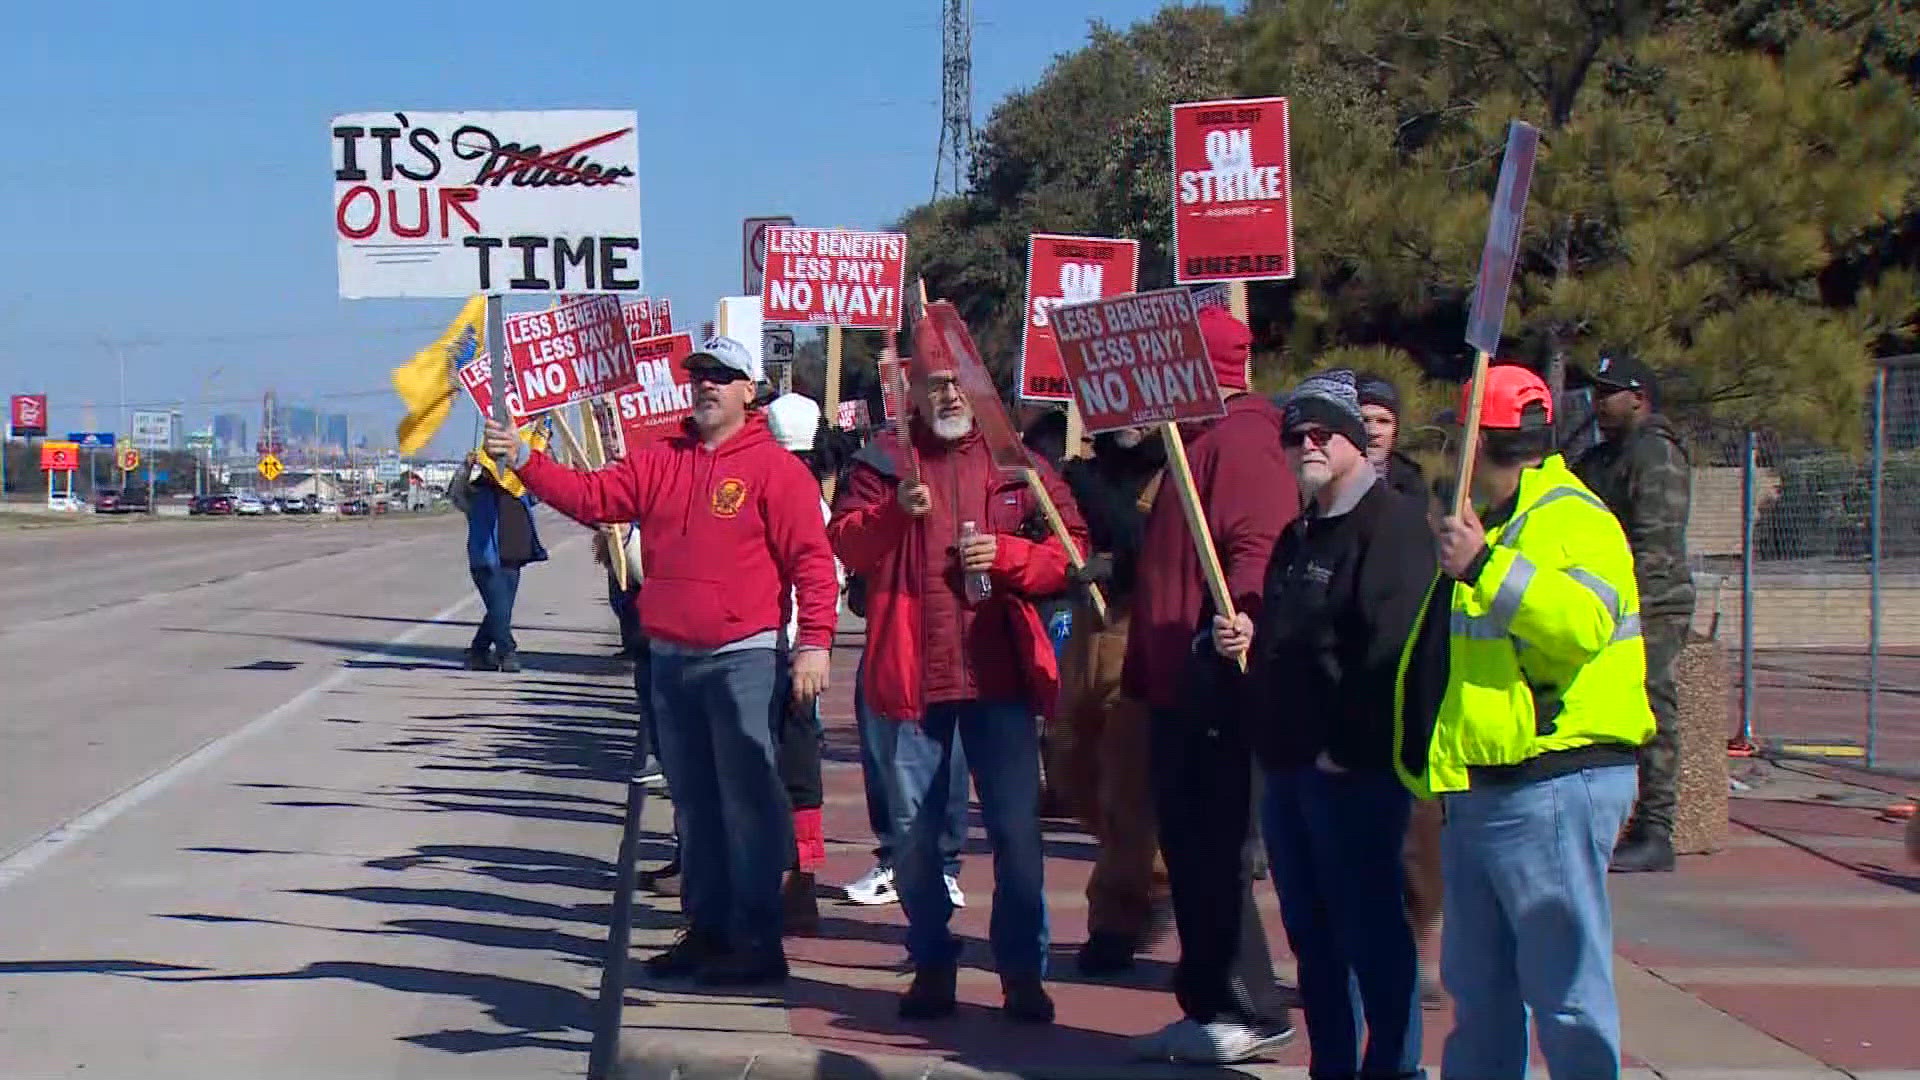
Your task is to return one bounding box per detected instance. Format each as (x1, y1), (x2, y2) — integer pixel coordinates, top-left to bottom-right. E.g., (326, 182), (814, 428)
(614, 631), (1920, 1079)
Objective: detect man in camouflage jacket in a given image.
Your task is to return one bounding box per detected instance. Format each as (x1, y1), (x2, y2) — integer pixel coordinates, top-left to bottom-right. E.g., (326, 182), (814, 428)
(1572, 350), (1695, 872)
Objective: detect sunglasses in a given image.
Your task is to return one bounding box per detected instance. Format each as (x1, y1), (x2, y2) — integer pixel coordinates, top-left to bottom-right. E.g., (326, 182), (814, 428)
(687, 366), (748, 385)
(1281, 427), (1337, 449)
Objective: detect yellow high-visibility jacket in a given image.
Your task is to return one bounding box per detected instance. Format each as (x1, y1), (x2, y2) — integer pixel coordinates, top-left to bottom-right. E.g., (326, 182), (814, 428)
(1394, 454), (1655, 796)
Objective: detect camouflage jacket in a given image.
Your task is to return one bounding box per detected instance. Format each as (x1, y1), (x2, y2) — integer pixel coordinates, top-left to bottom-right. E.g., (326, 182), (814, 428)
(1572, 413), (1696, 617)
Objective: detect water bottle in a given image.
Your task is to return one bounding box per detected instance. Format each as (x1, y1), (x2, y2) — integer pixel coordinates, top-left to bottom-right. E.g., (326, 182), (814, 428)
(959, 520), (993, 605)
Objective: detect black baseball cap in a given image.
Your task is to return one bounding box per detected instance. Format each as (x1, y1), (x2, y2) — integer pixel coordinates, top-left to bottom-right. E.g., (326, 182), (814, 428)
(1575, 349), (1657, 395)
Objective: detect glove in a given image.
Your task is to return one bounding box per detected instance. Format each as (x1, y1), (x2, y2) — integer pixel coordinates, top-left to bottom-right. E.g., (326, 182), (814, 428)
(1069, 552), (1114, 586)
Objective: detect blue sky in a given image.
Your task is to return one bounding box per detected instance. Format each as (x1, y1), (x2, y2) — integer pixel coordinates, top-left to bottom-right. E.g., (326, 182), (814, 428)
(0, 0), (1188, 458)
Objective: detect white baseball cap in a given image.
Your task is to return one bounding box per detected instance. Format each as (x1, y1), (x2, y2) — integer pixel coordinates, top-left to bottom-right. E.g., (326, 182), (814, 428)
(683, 336), (757, 382)
(766, 393), (822, 452)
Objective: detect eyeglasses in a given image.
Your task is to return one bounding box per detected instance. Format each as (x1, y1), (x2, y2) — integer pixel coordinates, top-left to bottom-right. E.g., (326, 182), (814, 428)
(1280, 427), (1336, 449)
(687, 366), (747, 386)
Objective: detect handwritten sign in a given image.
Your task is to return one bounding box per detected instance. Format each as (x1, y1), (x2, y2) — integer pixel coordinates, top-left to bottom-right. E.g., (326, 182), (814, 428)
(1171, 97), (1294, 284)
(332, 110), (642, 298)
(1052, 288), (1225, 434)
(760, 227), (907, 330)
(611, 333), (695, 452)
(503, 294), (634, 414)
(1020, 234), (1140, 402)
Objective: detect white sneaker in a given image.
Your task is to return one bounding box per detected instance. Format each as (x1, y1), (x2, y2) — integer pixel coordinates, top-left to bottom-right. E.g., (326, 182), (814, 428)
(1175, 1019), (1296, 1065)
(842, 864), (897, 905)
(944, 874), (966, 908)
(1131, 1018), (1203, 1061)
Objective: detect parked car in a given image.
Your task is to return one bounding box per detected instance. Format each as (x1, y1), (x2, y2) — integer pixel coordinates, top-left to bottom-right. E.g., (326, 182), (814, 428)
(340, 498), (371, 517)
(234, 494), (266, 516)
(189, 494), (236, 516)
(93, 488), (151, 515)
(46, 492), (89, 512)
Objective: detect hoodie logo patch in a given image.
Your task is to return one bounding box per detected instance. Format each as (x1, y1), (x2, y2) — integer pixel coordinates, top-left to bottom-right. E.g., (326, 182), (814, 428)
(711, 477), (748, 518)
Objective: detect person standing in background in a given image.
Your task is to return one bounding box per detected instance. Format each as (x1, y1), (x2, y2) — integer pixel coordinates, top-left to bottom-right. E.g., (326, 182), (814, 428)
(449, 452), (547, 673)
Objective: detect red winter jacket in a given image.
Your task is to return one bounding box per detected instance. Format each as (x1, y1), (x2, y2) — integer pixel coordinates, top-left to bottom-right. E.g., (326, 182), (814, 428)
(830, 421), (1088, 723)
(517, 413), (839, 652)
(1122, 394), (1299, 708)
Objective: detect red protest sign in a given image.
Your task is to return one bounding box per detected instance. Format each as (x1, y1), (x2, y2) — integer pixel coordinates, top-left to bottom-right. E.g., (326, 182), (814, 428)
(1172, 97), (1294, 284)
(10, 394), (47, 437)
(504, 294), (634, 413)
(458, 353), (530, 424)
(651, 297), (672, 334)
(1052, 288), (1225, 434)
(761, 227), (907, 330)
(622, 298), (653, 343)
(875, 354), (920, 484)
(611, 332), (695, 453)
(835, 400), (869, 432)
(1464, 121), (1541, 355)
(1020, 235), (1140, 402)
(912, 302), (1031, 471)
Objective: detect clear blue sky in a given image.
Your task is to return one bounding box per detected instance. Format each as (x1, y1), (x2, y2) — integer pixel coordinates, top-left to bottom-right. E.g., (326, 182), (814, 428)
(0, 0), (1189, 458)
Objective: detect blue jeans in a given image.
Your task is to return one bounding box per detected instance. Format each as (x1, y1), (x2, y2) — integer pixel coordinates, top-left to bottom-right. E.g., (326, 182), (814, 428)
(855, 654), (965, 876)
(648, 647), (793, 955)
(1440, 765), (1638, 1080)
(1263, 766), (1422, 1079)
(468, 566), (521, 657)
(892, 700), (1048, 976)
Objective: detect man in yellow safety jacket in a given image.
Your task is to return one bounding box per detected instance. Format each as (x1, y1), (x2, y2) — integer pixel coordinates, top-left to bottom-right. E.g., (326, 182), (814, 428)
(1393, 363), (1653, 1080)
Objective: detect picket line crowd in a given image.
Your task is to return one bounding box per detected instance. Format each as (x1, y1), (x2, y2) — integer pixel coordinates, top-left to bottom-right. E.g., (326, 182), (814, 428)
(467, 308), (1697, 1080)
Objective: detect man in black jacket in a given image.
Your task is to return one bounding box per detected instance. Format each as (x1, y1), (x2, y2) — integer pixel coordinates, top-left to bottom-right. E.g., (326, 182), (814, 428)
(1356, 372), (1428, 501)
(1058, 425), (1168, 976)
(1212, 369), (1433, 1080)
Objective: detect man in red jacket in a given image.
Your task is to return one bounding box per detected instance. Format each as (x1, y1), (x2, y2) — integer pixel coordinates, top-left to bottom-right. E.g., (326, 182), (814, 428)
(1124, 308), (1301, 1064)
(485, 335), (837, 988)
(829, 350), (1088, 1025)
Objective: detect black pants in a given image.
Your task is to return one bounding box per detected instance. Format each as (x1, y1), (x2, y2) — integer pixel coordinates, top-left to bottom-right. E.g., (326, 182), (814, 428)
(1151, 702), (1288, 1027)
(777, 694), (824, 812)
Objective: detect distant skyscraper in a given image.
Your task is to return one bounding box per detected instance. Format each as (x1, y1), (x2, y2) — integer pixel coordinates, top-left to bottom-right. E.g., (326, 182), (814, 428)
(321, 414), (349, 457)
(213, 413), (248, 459)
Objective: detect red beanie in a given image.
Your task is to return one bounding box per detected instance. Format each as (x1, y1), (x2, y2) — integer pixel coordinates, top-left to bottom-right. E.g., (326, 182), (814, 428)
(1198, 307), (1251, 392)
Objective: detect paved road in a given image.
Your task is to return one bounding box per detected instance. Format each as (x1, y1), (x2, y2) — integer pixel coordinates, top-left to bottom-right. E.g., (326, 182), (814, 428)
(0, 512), (639, 1079)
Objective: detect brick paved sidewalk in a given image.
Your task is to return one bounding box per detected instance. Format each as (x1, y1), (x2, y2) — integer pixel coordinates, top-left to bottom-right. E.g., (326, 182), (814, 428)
(614, 634), (1920, 1079)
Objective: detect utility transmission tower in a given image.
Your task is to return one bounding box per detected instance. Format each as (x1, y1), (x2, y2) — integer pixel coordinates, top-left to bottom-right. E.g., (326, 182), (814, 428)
(933, 0), (973, 199)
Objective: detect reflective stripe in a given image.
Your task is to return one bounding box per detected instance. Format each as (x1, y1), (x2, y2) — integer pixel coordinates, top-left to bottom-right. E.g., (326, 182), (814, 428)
(1612, 613), (1642, 643)
(1451, 612), (1508, 639)
(1499, 486), (1609, 549)
(1489, 554), (1536, 631)
(1565, 567), (1623, 620)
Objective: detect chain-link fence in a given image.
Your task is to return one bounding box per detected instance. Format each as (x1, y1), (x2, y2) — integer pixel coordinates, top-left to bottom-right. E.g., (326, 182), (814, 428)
(1653, 357), (1920, 778)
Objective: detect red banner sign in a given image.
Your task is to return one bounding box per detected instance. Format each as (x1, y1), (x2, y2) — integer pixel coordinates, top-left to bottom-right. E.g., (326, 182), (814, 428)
(835, 400), (870, 432)
(611, 332), (695, 453)
(1020, 234), (1140, 402)
(1052, 288), (1225, 434)
(10, 394), (47, 437)
(504, 295), (634, 414)
(1171, 97), (1294, 284)
(39, 441), (79, 471)
(652, 297), (673, 335)
(622, 298), (653, 342)
(912, 302), (1031, 471)
(458, 353), (530, 425)
(761, 227), (907, 330)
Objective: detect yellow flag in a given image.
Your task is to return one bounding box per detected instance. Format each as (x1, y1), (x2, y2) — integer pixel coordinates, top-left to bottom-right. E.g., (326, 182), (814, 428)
(475, 415), (551, 498)
(393, 295), (486, 455)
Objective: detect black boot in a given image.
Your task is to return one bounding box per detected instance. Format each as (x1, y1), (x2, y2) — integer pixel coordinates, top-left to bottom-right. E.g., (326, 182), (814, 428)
(644, 928), (728, 980)
(898, 964), (958, 1020)
(639, 856), (681, 896)
(1000, 973), (1055, 1024)
(464, 649), (494, 671)
(495, 651), (521, 673)
(782, 870), (820, 935)
(1076, 931), (1140, 977)
(1611, 829), (1676, 873)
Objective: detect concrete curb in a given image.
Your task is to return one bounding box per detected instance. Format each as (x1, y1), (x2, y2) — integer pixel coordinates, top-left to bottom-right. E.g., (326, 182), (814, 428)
(612, 1039), (1288, 1080)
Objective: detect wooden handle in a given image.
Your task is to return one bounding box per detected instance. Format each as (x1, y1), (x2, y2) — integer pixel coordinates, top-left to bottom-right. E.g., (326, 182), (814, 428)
(1159, 423), (1245, 673)
(1023, 468), (1106, 626)
(1452, 350), (1491, 518)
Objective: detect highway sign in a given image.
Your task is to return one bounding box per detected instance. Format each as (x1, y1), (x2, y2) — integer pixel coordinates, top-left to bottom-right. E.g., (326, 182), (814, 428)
(257, 453), (283, 482)
(130, 410), (175, 451)
(117, 446), (141, 472)
(68, 432), (116, 449)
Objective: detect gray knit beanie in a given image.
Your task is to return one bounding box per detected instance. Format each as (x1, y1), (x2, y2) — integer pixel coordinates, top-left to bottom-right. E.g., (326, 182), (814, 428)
(1283, 369), (1368, 451)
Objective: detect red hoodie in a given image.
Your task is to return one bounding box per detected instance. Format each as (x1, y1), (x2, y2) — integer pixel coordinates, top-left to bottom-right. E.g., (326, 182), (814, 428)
(1122, 394), (1299, 708)
(516, 412), (839, 652)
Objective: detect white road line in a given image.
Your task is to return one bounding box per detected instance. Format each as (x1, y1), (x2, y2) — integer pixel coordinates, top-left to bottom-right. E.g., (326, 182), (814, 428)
(0, 589), (480, 891)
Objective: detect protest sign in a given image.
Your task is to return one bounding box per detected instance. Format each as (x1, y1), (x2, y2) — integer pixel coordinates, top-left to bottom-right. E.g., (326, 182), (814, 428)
(333, 110), (642, 299)
(1052, 288), (1225, 434)
(458, 353), (531, 424)
(875, 352), (919, 485)
(835, 400), (869, 432)
(1464, 120), (1541, 355)
(1171, 97), (1294, 284)
(912, 302), (1032, 471)
(761, 227), (907, 330)
(652, 297), (673, 334)
(743, 216), (794, 295)
(1020, 234), (1140, 402)
(622, 298), (653, 343)
(611, 333), (695, 452)
(10, 394), (47, 437)
(503, 294), (634, 414)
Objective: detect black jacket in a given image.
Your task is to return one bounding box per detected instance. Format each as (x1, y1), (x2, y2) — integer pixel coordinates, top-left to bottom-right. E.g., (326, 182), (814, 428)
(1061, 431), (1166, 601)
(1247, 475), (1436, 772)
(1382, 450), (1428, 504)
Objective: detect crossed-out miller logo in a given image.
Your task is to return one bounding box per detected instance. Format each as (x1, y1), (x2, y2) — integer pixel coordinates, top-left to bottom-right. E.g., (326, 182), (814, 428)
(711, 478), (748, 518)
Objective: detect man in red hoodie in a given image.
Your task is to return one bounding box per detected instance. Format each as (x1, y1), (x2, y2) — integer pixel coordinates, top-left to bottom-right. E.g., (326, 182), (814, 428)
(1124, 308), (1301, 1064)
(829, 350), (1087, 1025)
(485, 335), (838, 988)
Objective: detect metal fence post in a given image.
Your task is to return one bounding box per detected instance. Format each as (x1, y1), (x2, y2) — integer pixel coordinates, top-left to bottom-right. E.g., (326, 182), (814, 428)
(1867, 366), (1886, 768)
(1741, 430), (1756, 746)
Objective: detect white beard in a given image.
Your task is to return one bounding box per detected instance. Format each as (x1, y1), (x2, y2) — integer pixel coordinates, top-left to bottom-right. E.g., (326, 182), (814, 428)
(931, 414), (974, 442)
